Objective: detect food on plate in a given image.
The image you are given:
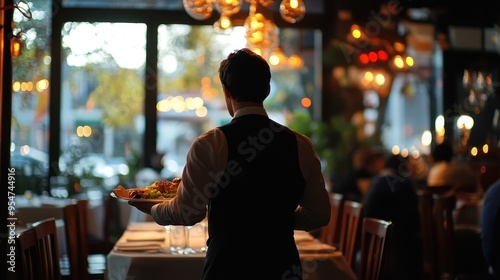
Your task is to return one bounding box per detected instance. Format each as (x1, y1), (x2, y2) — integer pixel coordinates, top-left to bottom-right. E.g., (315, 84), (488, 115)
(113, 178), (180, 199)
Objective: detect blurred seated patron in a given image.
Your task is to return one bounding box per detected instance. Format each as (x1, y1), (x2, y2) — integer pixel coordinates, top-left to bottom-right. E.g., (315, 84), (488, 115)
(427, 141), (481, 191)
(362, 154), (423, 280)
(331, 146), (385, 202)
(427, 141), (483, 229)
(427, 142), (489, 276)
(481, 179), (500, 280)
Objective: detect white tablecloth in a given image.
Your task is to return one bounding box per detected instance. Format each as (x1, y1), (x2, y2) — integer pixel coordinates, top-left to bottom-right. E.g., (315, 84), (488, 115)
(15, 195), (105, 241)
(106, 222), (356, 280)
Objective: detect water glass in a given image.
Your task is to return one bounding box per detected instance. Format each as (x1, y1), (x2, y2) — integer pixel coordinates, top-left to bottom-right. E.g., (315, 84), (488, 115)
(188, 222), (208, 252)
(169, 225), (187, 254)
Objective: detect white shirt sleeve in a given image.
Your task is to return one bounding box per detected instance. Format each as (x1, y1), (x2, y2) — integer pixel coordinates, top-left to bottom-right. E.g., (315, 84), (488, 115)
(151, 128), (228, 225)
(293, 132), (331, 231)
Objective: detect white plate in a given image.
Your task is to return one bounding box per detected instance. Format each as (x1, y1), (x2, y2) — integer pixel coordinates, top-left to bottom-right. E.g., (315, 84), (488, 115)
(110, 191), (173, 203)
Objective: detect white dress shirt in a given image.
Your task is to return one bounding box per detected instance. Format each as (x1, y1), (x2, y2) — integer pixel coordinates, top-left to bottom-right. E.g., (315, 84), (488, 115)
(151, 107), (330, 231)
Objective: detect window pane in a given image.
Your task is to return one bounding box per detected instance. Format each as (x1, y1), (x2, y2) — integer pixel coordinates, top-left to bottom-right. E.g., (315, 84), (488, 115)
(10, 0), (52, 195)
(59, 22), (146, 196)
(157, 24), (321, 178)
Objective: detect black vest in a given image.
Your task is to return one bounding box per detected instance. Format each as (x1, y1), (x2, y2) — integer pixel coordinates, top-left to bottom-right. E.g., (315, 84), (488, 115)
(202, 114), (306, 279)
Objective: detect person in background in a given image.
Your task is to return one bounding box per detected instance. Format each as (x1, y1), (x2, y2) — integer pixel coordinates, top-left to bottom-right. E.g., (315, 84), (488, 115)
(428, 141), (488, 276)
(362, 154), (423, 280)
(427, 140), (482, 192)
(128, 48), (331, 280)
(332, 146), (385, 202)
(427, 141), (483, 228)
(481, 179), (500, 280)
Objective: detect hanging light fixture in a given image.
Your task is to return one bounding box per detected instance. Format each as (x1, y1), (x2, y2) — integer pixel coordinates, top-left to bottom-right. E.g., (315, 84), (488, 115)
(213, 0), (242, 34)
(182, 0), (213, 20)
(11, 37), (24, 57)
(183, 0), (306, 64)
(10, 30), (25, 58)
(279, 0), (306, 23)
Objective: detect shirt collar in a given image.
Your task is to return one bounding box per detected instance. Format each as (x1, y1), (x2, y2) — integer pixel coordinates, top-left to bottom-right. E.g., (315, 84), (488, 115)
(233, 106), (268, 118)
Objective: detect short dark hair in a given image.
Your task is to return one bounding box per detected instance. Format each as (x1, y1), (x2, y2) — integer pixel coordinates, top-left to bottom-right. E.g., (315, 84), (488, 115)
(218, 48), (271, 103)
(432, 141), (454, 162)
(384, 154), (412, 177)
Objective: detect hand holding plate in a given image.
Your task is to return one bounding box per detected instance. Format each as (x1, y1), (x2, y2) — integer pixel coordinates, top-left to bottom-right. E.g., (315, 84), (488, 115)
(128, 199), (160, 215)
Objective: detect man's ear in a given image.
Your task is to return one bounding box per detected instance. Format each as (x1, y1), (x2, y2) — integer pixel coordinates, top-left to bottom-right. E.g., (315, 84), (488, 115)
(223, 85), (231, 99)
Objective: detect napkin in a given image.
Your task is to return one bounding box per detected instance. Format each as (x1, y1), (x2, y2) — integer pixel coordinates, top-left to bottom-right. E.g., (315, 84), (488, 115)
(114, 241), (164, 252)
(297, 241), (337, 253)
(125, 231), (166, 242)
(127, 222), (165, 232)
(294, 231), (315, 243)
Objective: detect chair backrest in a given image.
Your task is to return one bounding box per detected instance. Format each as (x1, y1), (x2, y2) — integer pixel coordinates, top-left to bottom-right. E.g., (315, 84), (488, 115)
(78, 198), (109, 278)
(432, 193), (456, 280)
(76, 199), (92, 275)
(63, 202), (90, 280)
(417, 189), (438, 280)
(321, 192), (344, 247)
(338, 200), (364, 269)
(32, 217), (62, 280)
(17, 227), (39, 280)
(358, 217), (394, 280)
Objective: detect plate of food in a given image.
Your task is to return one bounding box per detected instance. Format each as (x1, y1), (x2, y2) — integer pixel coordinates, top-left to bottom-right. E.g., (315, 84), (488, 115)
(111, 178), (180, 202)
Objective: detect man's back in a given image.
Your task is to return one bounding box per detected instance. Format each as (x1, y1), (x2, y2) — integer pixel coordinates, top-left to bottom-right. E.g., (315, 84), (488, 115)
(202, 114), (305, 279)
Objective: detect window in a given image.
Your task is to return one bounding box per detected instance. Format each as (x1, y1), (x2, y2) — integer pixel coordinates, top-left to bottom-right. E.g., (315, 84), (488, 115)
(59, 22), (147, 194)
(10, 2), (322, 195)
(10, 0), (52, 195)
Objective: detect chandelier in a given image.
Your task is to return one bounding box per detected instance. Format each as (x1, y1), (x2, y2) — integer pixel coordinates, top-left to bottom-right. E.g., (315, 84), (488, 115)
(182, 0), (306, 68)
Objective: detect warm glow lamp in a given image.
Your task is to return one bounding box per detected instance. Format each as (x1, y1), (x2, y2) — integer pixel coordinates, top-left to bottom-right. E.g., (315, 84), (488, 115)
(11, 37), (23, 57)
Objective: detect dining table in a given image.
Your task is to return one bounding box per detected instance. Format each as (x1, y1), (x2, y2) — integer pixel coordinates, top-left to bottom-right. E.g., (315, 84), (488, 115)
(106, 222), (357, 280)
(15, 193), (105, 239)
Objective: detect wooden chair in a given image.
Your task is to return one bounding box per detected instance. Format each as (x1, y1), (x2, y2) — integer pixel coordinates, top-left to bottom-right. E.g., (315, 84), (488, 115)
(432, 193), (456, 280)
(358, 217), (394, 280)
(320, 192), (344, 247)
(417, 189), (438, 280)
(338, 200), (363, 270)
(428, 192), (490, 280)
(63, 202), (88, 280)
(76, 199), (107, 279)
(17, 227), (39, 280)
(32, 217), (62, 280)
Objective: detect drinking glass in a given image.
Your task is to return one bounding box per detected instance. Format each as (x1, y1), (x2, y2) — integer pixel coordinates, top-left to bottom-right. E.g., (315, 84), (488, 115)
(169, 225), (187, 254)
(187, 222), (208, 252)
(183, 225), (196, 254)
